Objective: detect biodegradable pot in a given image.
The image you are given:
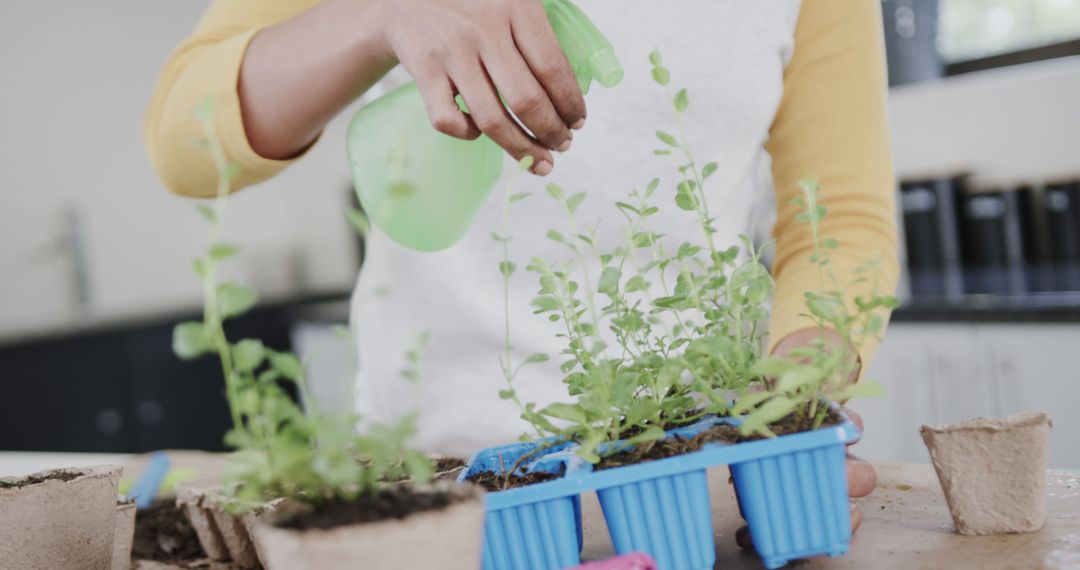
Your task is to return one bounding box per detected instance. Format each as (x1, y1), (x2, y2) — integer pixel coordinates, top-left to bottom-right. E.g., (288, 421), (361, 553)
(253, 484), (485, 570)
(175, 482), (229, 561)
(242, 498), (284, 567)
(113, 499), (137, 570)
(920, 410), (1053, 535)
(0, 465), (122, 570)
(204, 492), (259, 568)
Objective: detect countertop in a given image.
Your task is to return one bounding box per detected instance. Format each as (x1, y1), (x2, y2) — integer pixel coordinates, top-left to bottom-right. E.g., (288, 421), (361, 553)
(3, 452), (1078, 569)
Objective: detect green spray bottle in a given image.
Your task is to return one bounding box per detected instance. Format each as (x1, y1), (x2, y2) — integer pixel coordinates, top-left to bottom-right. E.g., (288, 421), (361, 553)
(346, 0), (622, 252)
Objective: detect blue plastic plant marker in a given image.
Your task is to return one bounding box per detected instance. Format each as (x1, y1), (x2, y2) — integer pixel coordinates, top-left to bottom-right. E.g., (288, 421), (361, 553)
(458, 440), (584, 570)
(729, 418), (858, 569)
(129, 452), (170, 509)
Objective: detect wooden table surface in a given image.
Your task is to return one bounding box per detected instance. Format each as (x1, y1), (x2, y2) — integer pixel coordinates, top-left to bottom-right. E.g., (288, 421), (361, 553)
(579, 463), (1080, 569)
(6, 452), (1078, 569)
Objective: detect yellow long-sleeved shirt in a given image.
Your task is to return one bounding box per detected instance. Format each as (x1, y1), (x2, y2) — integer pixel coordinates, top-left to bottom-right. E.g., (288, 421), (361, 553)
(145, 0), (899, 372)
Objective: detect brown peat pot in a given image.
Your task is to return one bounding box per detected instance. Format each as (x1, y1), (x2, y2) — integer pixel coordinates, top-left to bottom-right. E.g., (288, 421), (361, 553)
(0, 465), (122, 570)
(921, 410), (1053, 535)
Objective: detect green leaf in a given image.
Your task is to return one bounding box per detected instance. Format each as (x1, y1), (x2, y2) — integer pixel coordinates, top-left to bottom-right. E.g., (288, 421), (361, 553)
(651, 66), (670, 86)
(742, 396), (797, 427)
(546, 183), (565, 200)
(597, 266), (621, 295)
(531, 296), (561, 312)
(209, 243), (238, 261)
(547, 230), (566, 244)
(673, 88), (689, 112)
(645, 178), (660, 197)
(404, 450), (433, 484)
(702, 162), (718, 179)
(524, 353), (549, 364)
(232, 339), (265, 372)
(731, 390), (773, 415)
(625, 275), (648, 292)
(192, 258), (207, 279)
(541, 403), (586, 424)
(225, 162), (242, 181)
(491, 232), (511, 243)
(632, 232), (659, 247)
(566, 192), (586, 214)
(498, 389), (516, 400)
(649, 49), (662, 66)
(331, 324), (352, 343)
(510, 192), (531, 203)
(499, 261), (516, 277)
(806, 296), (843, 323)
(195, 204), (215, 223)
(822, 238), (839, 249)
(677, 242), (702, 259)
(776, 365), (826, 393)
(217, 283), (257, 319)
(656, 130), (678, 147)
(346, 207), (370, 237)
(518, 156), (535, 171)
(626, 426), (666, 445)
(834, 380), (886, 401)
(269, 351), (304, 381)
(653, 149), (672, 156)
(172, 321), (207, 360)
(675, 191), (698, 211)
(194, 97), (214, 122)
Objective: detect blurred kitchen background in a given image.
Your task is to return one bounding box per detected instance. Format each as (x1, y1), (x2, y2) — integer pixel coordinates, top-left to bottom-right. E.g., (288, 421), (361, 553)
(0, 1), (1078, 467)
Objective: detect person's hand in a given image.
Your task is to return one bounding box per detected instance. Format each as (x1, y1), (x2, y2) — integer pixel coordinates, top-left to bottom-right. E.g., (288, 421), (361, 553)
(734, 328), (878, 550)
(381, 0), (586, 175)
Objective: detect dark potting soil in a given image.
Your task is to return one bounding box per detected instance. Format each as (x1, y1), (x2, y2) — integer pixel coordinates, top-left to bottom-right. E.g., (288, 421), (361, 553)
(132, 499), (205, 562)
(595, 428), (734, 471)
(466, 466), (563, 492)
(737, 404), (844, 441)
(0, 469), (83, 488)
(595, 405), (844, 470)
(432, 457), (467, 481)
(279, 486), (455, 531)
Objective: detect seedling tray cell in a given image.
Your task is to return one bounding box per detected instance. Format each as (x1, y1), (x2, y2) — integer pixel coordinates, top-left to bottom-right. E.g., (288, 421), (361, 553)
(459, 438), (584, 570)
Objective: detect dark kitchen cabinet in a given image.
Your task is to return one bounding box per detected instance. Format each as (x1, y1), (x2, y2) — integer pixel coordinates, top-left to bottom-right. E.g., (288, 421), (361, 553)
(0, 296), (333, 453)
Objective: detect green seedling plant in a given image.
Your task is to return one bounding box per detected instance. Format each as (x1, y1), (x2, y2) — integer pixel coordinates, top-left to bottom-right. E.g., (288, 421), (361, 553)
(173, 99), (431, 508)
(734, 179), (898, 438)
(496, 51), (776, 464)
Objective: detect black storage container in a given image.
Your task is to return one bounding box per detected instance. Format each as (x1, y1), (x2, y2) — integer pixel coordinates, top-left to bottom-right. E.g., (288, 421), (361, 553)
(900, 176), (964, 301)
(1043, 181), (1080, 291)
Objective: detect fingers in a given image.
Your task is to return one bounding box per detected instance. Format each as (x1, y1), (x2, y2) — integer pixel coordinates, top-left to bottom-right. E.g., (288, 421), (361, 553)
(509, 3), (587, 129)
(844, 407), (865, 434)
(847, 453), (877, 498)
(481, 38), (573, 151)
(415, 73), (481, 140)
(452, 62), (554, 174)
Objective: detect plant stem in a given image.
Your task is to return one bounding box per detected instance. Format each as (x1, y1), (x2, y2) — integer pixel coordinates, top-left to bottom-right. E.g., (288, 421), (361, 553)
(196, 110), (243, 431)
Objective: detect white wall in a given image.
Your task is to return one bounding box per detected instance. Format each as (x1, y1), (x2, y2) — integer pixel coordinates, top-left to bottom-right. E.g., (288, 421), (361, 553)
(889, 55), (1080, 183)
(0, 2), (363, 342)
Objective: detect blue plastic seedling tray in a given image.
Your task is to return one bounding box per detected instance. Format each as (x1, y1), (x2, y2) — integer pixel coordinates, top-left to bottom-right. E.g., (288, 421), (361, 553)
(461, 405), (860, 570)
(458, 438), (587, 570)
(727, 414), (860, 569)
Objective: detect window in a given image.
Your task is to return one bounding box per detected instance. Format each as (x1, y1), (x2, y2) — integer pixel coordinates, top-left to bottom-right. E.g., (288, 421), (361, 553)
(940, 0), (1080, 63)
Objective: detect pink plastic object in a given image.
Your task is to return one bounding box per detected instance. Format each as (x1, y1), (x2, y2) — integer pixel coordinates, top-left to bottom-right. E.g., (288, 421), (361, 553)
(570, 553), (658, 570)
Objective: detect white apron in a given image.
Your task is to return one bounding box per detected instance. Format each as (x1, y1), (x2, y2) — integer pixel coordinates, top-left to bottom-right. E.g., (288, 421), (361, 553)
(351, 0), (801, 456)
